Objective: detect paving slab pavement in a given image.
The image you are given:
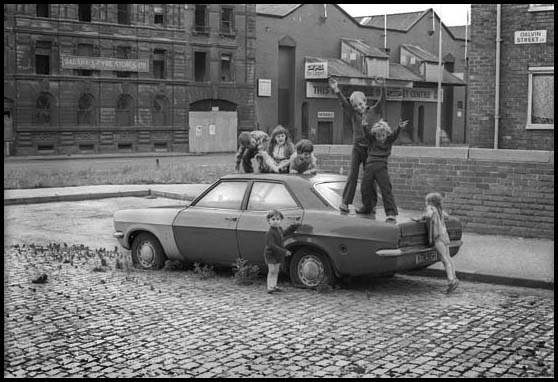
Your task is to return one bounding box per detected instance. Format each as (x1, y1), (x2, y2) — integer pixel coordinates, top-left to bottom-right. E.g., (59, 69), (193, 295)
(3, 184), (554, 289)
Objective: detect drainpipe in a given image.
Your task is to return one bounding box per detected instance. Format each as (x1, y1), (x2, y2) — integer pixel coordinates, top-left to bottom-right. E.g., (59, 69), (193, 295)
(494, 4), (501, 149)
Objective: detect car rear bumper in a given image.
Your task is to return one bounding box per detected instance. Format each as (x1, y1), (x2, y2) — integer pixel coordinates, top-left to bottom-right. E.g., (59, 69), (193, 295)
(376, 240), (463, 257)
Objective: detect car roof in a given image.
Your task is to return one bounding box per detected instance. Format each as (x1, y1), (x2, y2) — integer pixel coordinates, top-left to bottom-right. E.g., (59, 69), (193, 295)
(219, 173), (347, 210)
(221, 172), (346, 185)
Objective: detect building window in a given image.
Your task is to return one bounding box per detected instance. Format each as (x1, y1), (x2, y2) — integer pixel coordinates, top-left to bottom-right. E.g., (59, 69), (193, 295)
(77, 94), (95, 125)
(220, 53), (232, 82)
(220, 7), (234, 34)
(528, 4), (554, 11)
(75, 44), (95, 76)
(153, 49), (166, 79)
(36, 4), (49, 18)
(194, 51), (207, 82)
(117, 4), (131, 25)
(35, 93), (54, 125)
(152, 96), (169, 126)
(35, 41), (52, 75)
(78, 4), (92, 22)
(116, 94), (134, 126)
(194, 5), (208, 33)
(115, 45), (132, 78)
(527, 67), (554, 130)
(154, 5), (164, 25)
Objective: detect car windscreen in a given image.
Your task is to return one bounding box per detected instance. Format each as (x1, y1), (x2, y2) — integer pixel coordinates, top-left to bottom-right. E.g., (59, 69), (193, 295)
(313, 181), (363, 209)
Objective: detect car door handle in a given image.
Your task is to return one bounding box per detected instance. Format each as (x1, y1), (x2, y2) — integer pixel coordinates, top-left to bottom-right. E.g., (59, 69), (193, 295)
(287, 216), (301, 221)
(224, 217), (238, 222)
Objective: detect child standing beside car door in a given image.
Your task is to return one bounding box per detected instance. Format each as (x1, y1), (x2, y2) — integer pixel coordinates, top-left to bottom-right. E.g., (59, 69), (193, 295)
(421, 192), (459, 294)
(264, 209), (300, 294)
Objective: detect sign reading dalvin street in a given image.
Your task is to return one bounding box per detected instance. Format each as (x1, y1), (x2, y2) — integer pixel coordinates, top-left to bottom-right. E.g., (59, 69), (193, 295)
(61, 56), (150, 72)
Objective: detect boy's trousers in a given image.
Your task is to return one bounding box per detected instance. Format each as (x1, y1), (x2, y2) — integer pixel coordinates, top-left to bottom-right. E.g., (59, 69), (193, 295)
(341, 145), (368, 205)
(361, 160), (398, 216)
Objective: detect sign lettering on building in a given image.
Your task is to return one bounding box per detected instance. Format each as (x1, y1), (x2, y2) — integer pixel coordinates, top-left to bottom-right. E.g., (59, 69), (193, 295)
(61, 55), (150, 72)
(306, 82), (440, 102)
(317, 111), (334, 119)
(258, 79), (271, 97)
(514, 30), (547, 44)
(304, 62), (328, 79)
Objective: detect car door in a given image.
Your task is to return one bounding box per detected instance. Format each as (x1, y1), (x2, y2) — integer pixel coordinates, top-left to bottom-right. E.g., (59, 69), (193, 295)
(236, 181), (304, 266)
(173, 180), (248, 265)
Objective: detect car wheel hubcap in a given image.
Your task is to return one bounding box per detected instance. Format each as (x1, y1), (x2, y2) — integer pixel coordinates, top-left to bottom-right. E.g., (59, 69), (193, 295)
(298, 254), (325, 287)
(138, 242), (155, 268)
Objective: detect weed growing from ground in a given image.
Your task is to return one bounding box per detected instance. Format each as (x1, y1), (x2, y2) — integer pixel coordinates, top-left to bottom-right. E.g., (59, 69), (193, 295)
(192, 262), (215, 279)
(232, 257), (260, 285)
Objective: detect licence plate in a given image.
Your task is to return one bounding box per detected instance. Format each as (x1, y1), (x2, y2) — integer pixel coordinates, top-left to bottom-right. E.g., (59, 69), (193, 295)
(415, 251), (438, 264)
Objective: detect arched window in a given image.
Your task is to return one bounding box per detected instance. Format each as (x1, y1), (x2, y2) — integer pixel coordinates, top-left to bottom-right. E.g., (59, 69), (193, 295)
(77, 94), (95, 125)
(115, 94), (134, 126)
(35, 92), (55, 125)
(152, 95), (169, 126)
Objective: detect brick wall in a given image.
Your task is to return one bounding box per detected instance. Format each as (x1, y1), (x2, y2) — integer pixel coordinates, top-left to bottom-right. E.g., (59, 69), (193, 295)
(315, 145), (554, 239)
(468, 4), (554, 150)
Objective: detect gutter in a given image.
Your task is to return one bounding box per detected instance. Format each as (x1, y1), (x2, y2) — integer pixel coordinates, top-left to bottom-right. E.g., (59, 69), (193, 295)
(494, 5), (502, 149)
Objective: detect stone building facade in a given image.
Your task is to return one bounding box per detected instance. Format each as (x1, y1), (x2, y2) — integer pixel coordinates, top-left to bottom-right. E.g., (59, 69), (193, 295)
(467, 4), (554, 150)
(3, 4), (256, 156)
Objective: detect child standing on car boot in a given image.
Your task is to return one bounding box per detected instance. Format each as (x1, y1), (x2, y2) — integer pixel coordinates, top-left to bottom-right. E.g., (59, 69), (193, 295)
(329, 76), (385, 213)
(264, 209), (300, 293)
(359, 118), (408, 223)
(422, 192), (459, 294)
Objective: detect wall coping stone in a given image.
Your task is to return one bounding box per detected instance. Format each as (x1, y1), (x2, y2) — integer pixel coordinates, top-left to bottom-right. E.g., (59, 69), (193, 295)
(315, 145), (554, 164)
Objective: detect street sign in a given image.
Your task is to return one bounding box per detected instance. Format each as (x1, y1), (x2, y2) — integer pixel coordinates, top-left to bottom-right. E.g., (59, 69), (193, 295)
(514, 30), (547, 44)
(305, 62), (328, 79)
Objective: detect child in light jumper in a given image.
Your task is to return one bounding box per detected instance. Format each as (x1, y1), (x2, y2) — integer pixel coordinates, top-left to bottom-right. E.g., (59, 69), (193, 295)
(263, 209), (299, 294)
(329, 77), (385, 213)
(289, 139), (317, 175)
(262, 124), (296, 173)
(422, 192), (459, 294)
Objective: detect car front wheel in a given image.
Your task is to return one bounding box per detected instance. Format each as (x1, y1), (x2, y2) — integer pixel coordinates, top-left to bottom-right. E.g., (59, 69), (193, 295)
(289, 248), (333, 288)
(131, 232), (166, 270)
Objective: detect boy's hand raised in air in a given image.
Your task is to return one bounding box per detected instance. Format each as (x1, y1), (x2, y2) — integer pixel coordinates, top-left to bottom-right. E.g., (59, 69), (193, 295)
(328, 77), (339, 93)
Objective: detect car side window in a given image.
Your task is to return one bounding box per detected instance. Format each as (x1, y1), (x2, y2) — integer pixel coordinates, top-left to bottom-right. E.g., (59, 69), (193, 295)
(247, 182), (298, 211)
(194, 181), (247, 210)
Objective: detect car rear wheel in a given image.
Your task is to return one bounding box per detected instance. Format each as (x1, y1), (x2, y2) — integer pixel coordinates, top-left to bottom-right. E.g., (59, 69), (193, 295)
(289, 248), (333, 288)
(131, 232), (166, 270)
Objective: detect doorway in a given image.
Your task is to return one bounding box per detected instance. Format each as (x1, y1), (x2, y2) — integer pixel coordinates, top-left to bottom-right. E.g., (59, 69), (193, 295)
(317, 121), (333, 144)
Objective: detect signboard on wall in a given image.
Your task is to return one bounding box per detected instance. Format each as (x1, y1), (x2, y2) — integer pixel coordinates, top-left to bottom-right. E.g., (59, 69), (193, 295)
(514, 30), (547, 44)
(304, 62), (328, 79)
(306, 82), (440, 102)
(258, 79), (271, 96)
(317, 111), (334, 119)
(61, 55), (150, 72)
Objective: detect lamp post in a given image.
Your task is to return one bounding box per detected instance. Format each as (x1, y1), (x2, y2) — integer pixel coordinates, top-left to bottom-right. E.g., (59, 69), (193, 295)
(435, 17), (443, 147)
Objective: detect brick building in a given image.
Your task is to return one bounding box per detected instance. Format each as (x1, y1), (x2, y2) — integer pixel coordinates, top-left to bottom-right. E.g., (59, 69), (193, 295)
(467, 4), (554, 150)
(255, 4), (468, 146)
(3, 4), (256, 156)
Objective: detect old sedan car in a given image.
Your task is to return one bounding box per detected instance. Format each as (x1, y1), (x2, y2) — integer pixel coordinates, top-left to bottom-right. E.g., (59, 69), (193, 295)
(113, 173), (463, 288)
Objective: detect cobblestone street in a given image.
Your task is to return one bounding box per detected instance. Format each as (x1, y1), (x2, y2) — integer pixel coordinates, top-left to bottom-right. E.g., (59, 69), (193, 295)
(4, 244), (554, 378)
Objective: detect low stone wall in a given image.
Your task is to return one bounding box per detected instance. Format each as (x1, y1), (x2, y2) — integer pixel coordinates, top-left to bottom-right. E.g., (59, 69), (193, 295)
(314, 145), (555, 239)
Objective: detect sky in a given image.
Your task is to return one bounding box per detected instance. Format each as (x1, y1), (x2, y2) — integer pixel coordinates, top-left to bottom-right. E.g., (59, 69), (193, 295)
(339, 4), (471, 27)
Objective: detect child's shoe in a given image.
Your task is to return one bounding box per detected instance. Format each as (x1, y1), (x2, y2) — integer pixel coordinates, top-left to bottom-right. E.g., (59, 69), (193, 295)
(385, 216), (397, 224)
(273, 287), (283, 292)
(339, 203), (349, 213)
(446, 279), (459, 294)
(355, 207), (371, 214)
(266, 288), (275, 294)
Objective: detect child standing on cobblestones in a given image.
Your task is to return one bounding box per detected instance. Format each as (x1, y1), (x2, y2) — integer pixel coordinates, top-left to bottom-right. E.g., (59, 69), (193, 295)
(422, 192), (459, 294)
(264, 209), (299, 294)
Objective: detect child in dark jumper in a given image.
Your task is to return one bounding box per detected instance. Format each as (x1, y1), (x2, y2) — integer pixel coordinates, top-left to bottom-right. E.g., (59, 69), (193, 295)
(289, 139), (317, 175)
(235, 130), (270, 173)
(359, 118), (408, 223)
(264, 209), (299, 294)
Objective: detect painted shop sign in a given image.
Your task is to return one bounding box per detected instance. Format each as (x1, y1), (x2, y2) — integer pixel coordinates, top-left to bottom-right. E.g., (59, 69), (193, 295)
(61, 55), (150, 72)
(304, 62), (328, 79)
(514, 30), (547, 44)
(306, 82), (440, 102)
